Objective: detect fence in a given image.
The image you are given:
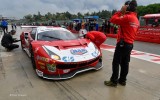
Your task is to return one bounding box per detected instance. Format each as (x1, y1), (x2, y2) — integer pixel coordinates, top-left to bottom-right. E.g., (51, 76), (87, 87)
(105, 26), (160, 44)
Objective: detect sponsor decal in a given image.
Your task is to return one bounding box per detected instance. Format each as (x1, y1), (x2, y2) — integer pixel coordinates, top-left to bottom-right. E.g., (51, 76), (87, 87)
(46, 64), (56, 72)
(62, 56), (74, 62)
(36, 55), (50, 62)
(38, 61), (45, 66)
(63, 69), (70, 73)
(92, 51), (98, 57)
(70, 48), (87, 55)
(40, 66), (45, 69)
(34, 47), (40, 53)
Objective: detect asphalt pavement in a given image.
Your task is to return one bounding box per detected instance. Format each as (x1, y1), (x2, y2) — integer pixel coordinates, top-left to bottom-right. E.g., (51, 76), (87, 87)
(0, 25), (160, 100)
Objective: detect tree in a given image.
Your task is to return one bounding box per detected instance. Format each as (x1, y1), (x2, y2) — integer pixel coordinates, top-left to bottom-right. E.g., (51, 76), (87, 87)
(84, 12), (90, 16)
(111, 9), (117, 15)
(22, 3), (160, 24)
(77, 12), (83, 19)
(24, 14), (32, 22)
(45, 12), (52, 20)
(65, 11), (72, 19)
(137, 3), (160, 17)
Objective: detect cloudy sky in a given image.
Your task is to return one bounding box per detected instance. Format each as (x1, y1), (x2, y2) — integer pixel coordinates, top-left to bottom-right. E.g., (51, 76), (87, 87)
(0, 0), (159, 19)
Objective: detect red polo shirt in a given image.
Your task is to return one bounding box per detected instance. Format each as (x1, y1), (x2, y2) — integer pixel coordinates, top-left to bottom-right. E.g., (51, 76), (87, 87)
(110, 11), (140, 44)
(86, 31), (107, 47)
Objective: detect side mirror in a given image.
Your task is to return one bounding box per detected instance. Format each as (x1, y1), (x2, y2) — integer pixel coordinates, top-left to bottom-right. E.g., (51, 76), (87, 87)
(24, 33), (28, 39)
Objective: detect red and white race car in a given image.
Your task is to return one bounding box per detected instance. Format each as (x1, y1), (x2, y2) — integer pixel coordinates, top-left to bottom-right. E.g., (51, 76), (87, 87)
(20, 26), (103, 80)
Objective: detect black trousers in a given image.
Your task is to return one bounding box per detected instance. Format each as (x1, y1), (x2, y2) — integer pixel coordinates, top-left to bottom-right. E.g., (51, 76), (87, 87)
(110, 42), (133, 83)
(4, 44), (19, 50)
(2, 26), (8, 33)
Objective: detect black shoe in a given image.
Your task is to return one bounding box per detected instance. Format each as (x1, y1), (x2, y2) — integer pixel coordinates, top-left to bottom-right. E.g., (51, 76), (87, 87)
(5, 48), (11, 52)
(104, 81), (117, 87)
(118, 81), (126, 86)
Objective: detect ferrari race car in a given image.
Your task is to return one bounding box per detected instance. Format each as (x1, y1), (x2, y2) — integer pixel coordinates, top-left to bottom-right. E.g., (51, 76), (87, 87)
(20, 26), (103, 80)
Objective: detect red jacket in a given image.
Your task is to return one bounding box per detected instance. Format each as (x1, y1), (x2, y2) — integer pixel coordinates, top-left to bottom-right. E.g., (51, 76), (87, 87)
(110, 11), (140, 44)
(86, 31), (107, 47)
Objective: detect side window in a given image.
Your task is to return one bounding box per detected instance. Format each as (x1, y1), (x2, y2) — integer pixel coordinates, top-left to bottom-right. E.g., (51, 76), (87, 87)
(31, 29), (36, 40)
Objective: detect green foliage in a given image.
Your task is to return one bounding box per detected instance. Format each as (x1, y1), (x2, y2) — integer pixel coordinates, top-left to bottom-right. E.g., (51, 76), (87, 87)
(23, 3), (160, 23)
(137, 3), (160, 17)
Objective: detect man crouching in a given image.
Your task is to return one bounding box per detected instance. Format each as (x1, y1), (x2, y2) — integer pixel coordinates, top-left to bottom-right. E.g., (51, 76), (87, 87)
(1, 30), (20, 51)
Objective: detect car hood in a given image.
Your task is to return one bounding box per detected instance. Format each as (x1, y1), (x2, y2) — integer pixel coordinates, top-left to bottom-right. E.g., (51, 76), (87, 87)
(33, 39), (100, 62)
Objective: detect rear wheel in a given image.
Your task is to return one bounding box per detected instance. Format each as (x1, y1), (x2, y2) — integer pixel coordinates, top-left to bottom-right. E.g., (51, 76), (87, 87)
(30, 45), (36, 69)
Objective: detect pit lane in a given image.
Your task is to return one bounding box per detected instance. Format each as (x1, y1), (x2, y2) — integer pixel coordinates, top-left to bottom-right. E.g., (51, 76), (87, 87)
(0, 26), (160, 100)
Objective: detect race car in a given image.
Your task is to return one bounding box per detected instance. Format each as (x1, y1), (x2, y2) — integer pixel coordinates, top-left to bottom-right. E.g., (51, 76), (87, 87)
(20, 26), (103, 80)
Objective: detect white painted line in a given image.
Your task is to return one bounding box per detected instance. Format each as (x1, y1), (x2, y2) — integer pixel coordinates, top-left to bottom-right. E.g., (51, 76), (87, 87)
(101, 44), (160, 65)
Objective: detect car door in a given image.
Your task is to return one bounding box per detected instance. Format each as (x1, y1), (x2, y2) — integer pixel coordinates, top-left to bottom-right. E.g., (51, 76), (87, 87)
(24, 28), (37, 57)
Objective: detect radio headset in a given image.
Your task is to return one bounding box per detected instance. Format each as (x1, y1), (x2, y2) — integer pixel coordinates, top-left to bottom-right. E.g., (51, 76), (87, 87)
(125, 1), (131, 11)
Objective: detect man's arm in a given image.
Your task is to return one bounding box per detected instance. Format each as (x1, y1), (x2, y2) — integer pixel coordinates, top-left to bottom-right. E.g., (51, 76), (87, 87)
(13, 38), (20, 42)
(110, 6), (129, 25)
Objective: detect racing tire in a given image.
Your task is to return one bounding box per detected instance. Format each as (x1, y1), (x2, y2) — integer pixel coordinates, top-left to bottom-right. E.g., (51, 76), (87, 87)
(20, 40), (24, 51)
(99, 56), (102, 62)
(30, 45), (36, 70)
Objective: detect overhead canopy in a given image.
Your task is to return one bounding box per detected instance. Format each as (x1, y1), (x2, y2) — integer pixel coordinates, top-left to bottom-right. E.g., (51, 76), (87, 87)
(84, 16), (99, 19)
(72, 19), (82, 22)
(143, 14), (160, 19)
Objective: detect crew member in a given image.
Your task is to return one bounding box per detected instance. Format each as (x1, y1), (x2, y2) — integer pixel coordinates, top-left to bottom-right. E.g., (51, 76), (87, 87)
(1, 30), (20, 51)
(104, 0), (140, 87)
(86, 31), (107, 48)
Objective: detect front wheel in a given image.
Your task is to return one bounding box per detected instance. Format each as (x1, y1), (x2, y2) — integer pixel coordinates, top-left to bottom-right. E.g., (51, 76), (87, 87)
(30, 45), (36, 69)
(20, 40), (24, 51)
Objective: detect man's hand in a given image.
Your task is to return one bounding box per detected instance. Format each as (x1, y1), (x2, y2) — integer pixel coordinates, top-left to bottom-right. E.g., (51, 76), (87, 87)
(13, 38), (20, 42)
(121, 5), (128, 15)
(15, 40), (21, 42)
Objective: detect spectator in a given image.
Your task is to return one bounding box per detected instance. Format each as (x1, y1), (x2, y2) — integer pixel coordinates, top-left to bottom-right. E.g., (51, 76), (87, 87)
(152, 19), (159, 27)
(106, 20), (111, 33)
(95, 21), (99, 31)
(14, 23), (17, 30)
(11, 23), (14, 30)
(1, 19), (8, 33)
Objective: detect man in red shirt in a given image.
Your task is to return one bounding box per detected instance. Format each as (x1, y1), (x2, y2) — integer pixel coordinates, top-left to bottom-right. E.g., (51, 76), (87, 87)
(104, 0), (139, 87)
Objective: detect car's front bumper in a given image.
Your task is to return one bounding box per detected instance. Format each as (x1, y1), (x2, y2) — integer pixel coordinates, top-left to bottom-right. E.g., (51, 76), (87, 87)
(36, 60), (103, 80)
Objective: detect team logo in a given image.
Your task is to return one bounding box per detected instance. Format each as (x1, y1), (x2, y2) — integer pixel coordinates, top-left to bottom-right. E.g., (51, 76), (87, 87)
(70, 48), (87, 55)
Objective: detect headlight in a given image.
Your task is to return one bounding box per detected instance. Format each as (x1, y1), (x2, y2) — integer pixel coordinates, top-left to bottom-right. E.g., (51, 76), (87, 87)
(43, 46), (61, 60)
(51, 55), (60, 60)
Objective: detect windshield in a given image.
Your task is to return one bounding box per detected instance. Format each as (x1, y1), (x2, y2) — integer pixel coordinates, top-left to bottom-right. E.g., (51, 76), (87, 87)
(37, 30), (77, 41)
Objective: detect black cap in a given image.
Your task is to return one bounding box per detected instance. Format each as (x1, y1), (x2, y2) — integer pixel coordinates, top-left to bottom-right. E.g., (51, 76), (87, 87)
(125, 1), (131, 5)
(125, 0), (137, 12)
